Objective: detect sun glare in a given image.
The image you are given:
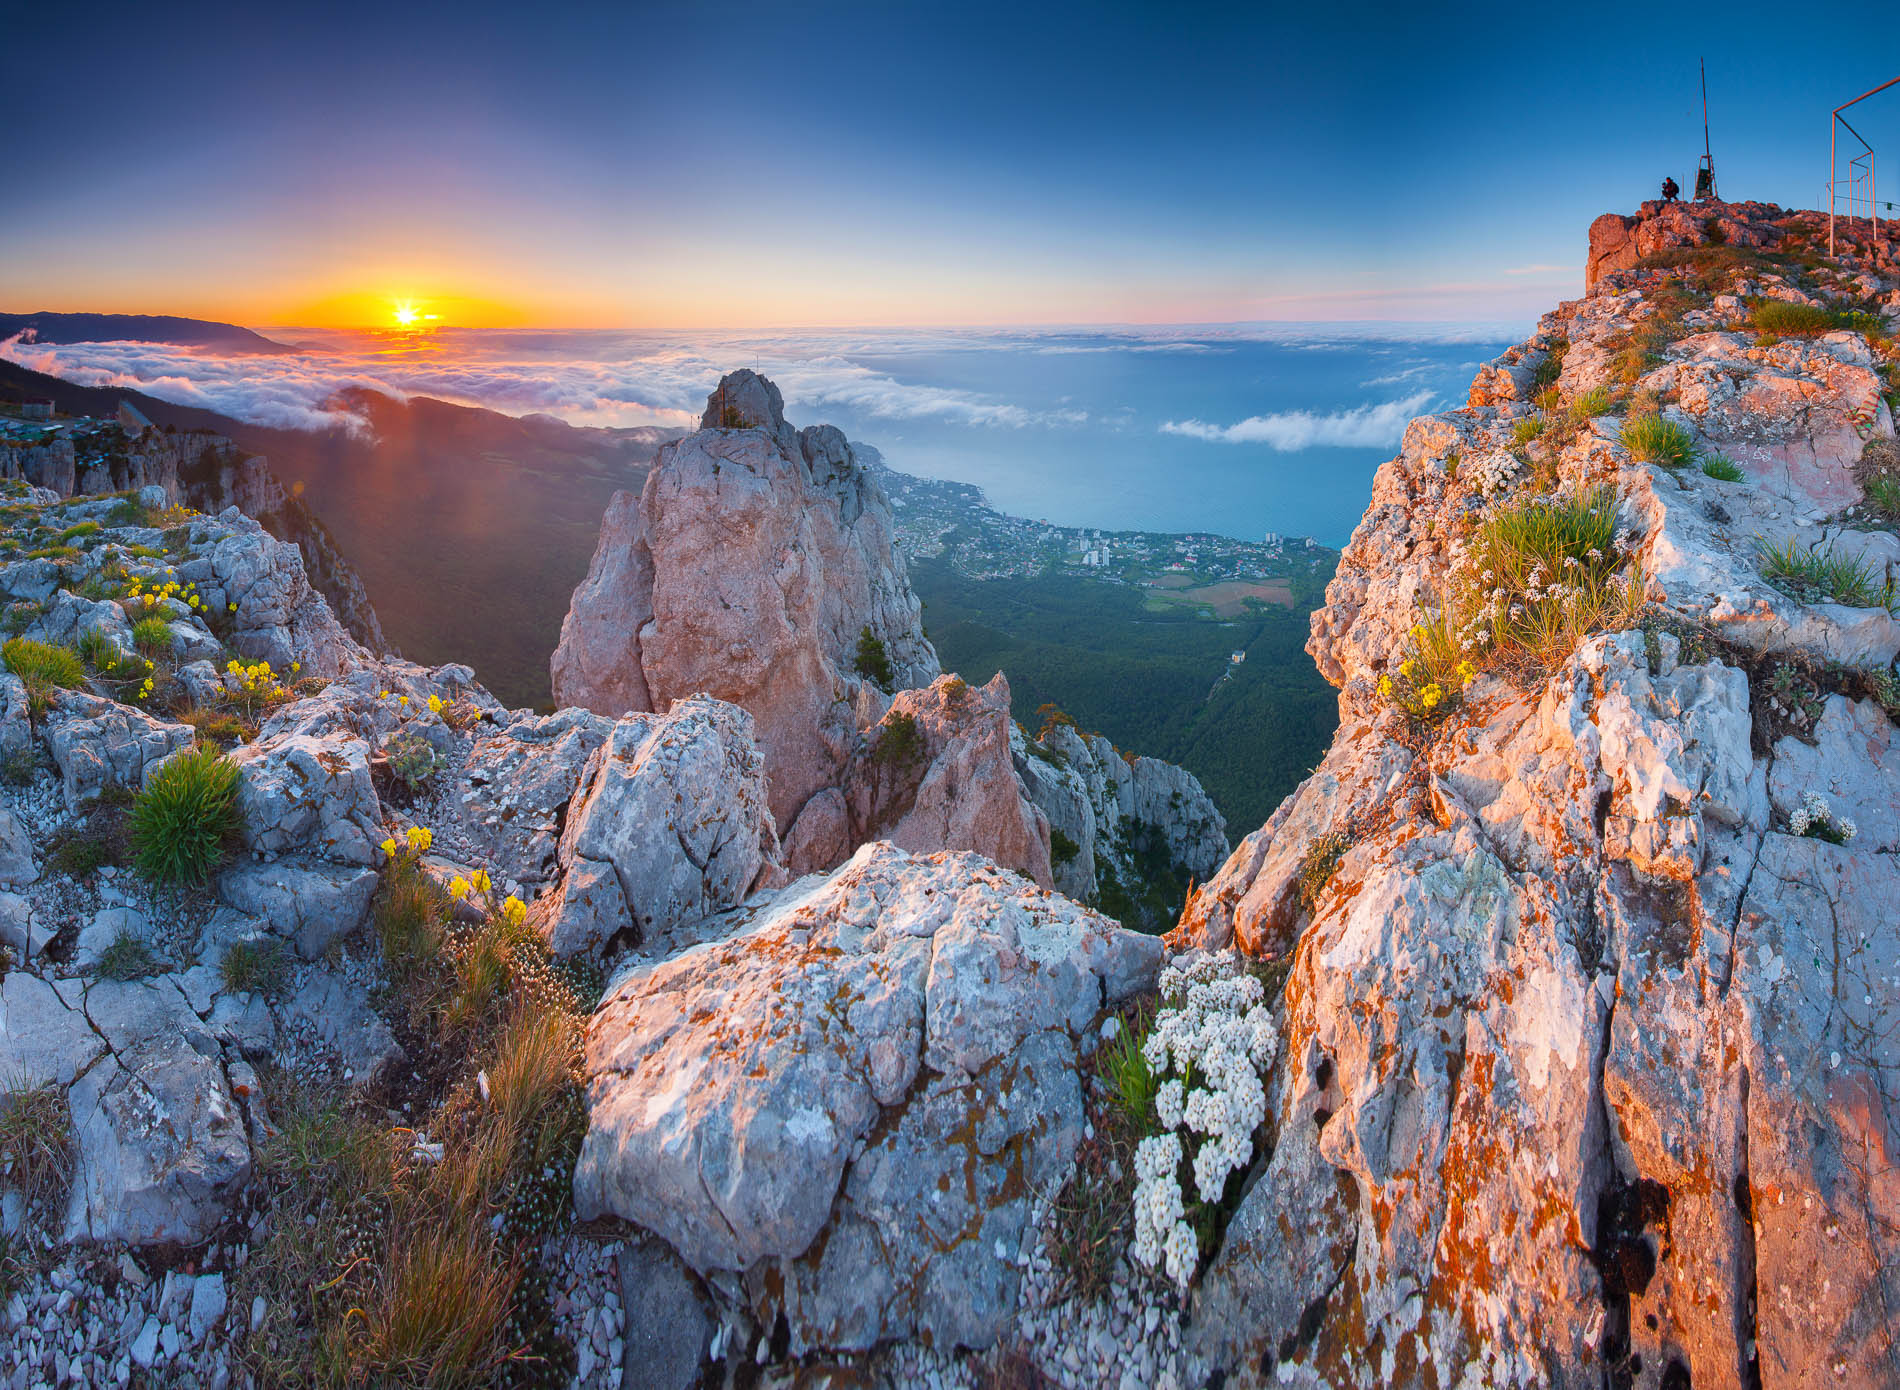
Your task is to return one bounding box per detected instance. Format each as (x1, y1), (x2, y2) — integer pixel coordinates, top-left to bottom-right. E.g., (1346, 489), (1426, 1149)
(390, 299), (440, 329)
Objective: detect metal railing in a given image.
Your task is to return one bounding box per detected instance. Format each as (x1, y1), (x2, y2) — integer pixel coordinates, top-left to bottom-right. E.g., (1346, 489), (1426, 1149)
(1830, 75), (1899, 256)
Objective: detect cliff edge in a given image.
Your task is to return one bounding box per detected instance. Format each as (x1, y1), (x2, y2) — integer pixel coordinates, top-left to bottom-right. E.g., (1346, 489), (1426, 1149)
(1176, 200), (1900, 1387)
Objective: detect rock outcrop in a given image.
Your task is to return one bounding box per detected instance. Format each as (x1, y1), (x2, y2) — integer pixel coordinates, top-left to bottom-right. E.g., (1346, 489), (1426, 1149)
(1013, 715), (1228, 920)
(574, 841), (1162, 1353)
(1176, 201), (1900, 1387)
(551, 371), (939, 858)
(0, 423), (388, 651)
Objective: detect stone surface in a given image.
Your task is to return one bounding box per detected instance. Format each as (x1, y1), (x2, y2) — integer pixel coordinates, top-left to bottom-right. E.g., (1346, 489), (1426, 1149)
(216, 856), (378, 958)
(65, 977), (252, 1246)
(42, 692), (193, 811)
(837, 673), (1053, 886)
(575, 841), (1162, 1353)
(228, 723), (380, 866)
(538, 695), (782, 959)
(551, 371), (939, 841)
(459, 707), (612, 882)
(617, 1239), (711, 1390)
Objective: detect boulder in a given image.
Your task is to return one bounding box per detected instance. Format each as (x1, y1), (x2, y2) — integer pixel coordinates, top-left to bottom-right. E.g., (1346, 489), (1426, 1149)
(460, 707), (614, 881)
(538, 696), (781, 959)
(574, 842), (1162, 1353)
(0, 972), (106, 1088)
(281, 971), (403, 1082)
(836, 673), (1052, 886)
(42, 691), (193, 810)
(229, 724), (381, 866)
(0, 806), (36, 888)
(217, 856), (378, 958)
(618, 1239), (713, 1390)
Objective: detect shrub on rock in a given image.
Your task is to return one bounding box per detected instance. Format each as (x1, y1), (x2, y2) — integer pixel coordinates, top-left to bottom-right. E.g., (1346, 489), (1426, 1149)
(129, 744), (243, 885)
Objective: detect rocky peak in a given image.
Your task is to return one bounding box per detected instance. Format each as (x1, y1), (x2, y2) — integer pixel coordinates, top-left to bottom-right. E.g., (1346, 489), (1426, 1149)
(551, 370), (944, 869)
(699, 367), (786, 433)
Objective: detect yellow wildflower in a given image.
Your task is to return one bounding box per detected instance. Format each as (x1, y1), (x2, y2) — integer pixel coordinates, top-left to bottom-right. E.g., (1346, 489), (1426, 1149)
(428, 694), (443, 714)
(448, 876), (470, 899)
(399, 695), (409, 707)
(469, 868), (491, 894)
(1455, 660), (1476, 683)
(1377, 675), (1394, 698)
(1420, 684), (1443, 709)
(406, 825), (433, 853)
(381, 837), (398, 857)
(502, 896), (527, 928)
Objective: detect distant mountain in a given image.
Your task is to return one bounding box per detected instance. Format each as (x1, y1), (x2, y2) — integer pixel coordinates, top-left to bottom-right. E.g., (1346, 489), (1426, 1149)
(0, 311), (296, 354)
(0, 357), (680, 706)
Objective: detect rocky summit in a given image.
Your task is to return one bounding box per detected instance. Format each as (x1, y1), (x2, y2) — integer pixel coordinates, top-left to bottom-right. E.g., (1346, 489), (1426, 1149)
(0, 205), (1895, 1389)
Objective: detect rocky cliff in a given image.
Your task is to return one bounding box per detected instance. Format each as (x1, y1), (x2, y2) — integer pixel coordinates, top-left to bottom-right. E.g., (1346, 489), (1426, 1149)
(1176, 200), (1900, 1387)
(0, 421), (388, 651)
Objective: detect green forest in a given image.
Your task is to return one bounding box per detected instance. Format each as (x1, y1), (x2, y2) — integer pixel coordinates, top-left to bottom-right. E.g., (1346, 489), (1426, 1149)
(913, 559), (1339, 836)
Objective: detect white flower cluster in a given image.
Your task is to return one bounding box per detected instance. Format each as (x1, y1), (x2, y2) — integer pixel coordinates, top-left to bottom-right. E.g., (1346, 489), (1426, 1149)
(1465, 448), (1523, 498)
(1130, 952), (1280, 1291)
(1789, 790), (1857, 842)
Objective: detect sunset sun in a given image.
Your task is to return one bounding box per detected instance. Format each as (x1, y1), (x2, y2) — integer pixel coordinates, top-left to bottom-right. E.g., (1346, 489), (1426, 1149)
(390, 299), (438, 328)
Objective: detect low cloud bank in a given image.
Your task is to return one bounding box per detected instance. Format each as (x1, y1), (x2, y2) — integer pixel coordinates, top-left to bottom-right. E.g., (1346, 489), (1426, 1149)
(0, 330), (1092, 437)
(1160, 390), (1434, 450)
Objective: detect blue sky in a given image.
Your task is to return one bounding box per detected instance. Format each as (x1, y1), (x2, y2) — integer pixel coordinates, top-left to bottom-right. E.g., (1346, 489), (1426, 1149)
(2, 1), (1896, 327)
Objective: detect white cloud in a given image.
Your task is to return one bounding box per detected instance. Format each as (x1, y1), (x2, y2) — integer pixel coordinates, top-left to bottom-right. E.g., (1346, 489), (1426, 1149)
(1159, 390), (1435, 450)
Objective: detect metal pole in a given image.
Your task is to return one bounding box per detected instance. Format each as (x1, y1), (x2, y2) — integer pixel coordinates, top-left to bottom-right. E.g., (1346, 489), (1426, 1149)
(1831, 115), (1838, 256)
(1702, 58), (1713, 198)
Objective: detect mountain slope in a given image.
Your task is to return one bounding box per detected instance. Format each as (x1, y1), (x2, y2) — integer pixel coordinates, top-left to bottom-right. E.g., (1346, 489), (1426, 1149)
(0, 310), (295, 353)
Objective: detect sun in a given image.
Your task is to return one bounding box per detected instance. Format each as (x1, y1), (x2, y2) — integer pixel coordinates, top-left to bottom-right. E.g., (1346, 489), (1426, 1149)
(389, 299), (440, 329)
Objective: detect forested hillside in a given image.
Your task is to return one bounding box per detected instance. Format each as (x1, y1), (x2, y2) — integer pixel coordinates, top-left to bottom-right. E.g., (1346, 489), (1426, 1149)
(913, 559), (1338, 831)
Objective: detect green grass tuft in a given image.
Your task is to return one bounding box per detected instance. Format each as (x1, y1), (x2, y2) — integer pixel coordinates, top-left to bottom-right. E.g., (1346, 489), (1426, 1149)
(1700, 455), (1745, 482)
(1756, 538), (1897, 611)
(1620, 414), (1698, 469)
(129, 744), (244, 885)
(3, 638), (86, 717)
(221, 938), (293, 998)
(97, 930), (161, 980)
(1750, 300), (1838, 337)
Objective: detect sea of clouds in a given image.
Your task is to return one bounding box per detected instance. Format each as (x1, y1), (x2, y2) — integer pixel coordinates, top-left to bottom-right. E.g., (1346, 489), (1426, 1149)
(0, 322), (1504, 452)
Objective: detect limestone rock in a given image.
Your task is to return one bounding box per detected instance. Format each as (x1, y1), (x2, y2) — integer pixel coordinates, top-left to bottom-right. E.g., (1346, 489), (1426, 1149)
(837, 674), (1052, 887)
(217, 856), (378, 958)
(66, 976), (252, 1246)
(539, 695), (782, 959)
(574, 842), (1161, 1353)
(618, 1239), (712, 1390)
(551, 371), (939, 840)
(460, 707), (613, 881)
(42, 691), (193, 811)
(228, 722), (380, 866)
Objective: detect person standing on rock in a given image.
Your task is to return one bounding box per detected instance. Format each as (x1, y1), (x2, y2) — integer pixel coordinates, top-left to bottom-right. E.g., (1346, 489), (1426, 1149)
(1661, 175), (1680, 203)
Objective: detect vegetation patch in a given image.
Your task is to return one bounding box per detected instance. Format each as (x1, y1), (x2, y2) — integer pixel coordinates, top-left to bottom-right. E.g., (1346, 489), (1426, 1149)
(129, 744), (244, 884)
(1749, 300), (1840, 338)
(97, 930), (162, 980)
(0, 1085), (74, 1218)
(1756, 537), (1897, 611)
(3, 637), (86, 717)
(221, 938), (293, 998)
(853, 626), (894, 690)
(1620, 414), (1698, 469)
(1700, 454), (1745, 483)
(870, 710), (925, 767)
(238, 836), (588, 1388)
(1296, 829), (1353, 915)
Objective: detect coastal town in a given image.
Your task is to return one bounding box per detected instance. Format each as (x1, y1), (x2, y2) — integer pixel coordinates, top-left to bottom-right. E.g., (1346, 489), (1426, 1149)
(865, 449), (1334, 615)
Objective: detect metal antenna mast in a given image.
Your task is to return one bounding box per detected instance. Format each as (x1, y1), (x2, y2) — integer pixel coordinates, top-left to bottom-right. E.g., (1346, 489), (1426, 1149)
(1696, 59), (1718, 201)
